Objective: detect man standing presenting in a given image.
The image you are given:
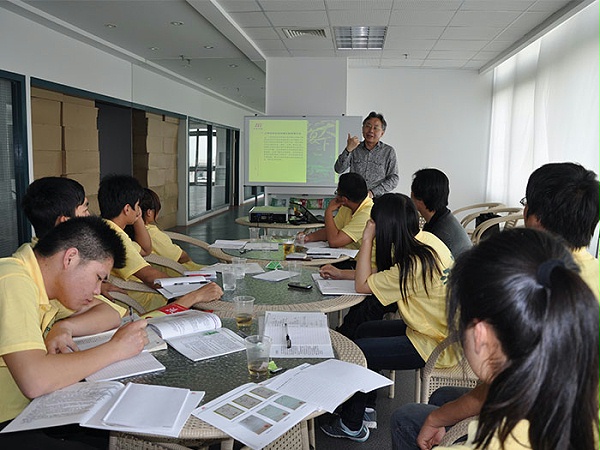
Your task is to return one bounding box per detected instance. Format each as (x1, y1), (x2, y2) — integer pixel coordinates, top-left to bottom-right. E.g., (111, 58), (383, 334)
(334, 111), (399, 197)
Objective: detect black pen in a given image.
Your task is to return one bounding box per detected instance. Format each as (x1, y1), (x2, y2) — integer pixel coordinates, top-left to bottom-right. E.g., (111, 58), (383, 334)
(284, 323), (292, 349)
(128, 306), (134, 322)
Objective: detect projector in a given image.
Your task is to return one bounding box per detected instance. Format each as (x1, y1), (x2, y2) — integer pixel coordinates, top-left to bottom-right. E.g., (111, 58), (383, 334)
(249, 206), (288, 223)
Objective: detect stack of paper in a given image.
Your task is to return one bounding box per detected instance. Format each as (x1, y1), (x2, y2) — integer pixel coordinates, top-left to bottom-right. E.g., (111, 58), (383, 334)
(154, 276), (210, 299)
(209, 240), (247, 249)
(306, 247), (359, 259)
(2, 382), (204, 438)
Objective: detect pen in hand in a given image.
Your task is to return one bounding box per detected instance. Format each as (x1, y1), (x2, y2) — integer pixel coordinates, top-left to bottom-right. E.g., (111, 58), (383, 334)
(284, 323), (292, 349)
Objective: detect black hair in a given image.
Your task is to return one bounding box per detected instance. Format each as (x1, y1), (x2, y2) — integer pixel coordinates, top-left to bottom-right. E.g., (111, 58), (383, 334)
(22, 177), (86, 239)
(525, 162), (599, 249)
(337, 173), (368, 203)
(363, 111), (387, 130)
(447, 228), (598, 450)
(140, 188), (162, 221)
(98, 174), (145, 220)
(35, 216), (126, 269)
(371, 193), (441, 302)
(411, 168), (450, 212)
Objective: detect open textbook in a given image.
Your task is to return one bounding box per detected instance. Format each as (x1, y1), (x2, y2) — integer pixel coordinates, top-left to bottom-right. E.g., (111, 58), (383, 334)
(193, 359), (392, 450)
(148, 310), (245, 361)
(263, 311), (334, 358)
(1, 382), (203, 438)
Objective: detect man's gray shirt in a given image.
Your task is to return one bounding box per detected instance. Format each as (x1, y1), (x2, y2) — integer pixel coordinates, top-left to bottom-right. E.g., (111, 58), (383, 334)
(423, 208), (472, 259)
(334, 141), (399, 197)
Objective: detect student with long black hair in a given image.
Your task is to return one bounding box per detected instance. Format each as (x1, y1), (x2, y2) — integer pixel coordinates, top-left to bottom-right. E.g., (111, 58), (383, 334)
(320, 193), (456, 442)
(399, 228), (599, 450)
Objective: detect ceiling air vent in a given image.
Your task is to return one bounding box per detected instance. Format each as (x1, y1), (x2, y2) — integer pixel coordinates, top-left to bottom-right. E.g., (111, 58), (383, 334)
(282, 28), (327, 39)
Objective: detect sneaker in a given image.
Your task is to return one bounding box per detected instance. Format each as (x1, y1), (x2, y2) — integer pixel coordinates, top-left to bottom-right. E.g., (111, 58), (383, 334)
(320, 417), (370, 442)
(363, 408), (377, 429)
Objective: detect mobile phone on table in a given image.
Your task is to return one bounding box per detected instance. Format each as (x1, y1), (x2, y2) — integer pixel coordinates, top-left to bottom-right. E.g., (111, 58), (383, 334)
(288, 282), (312, 290)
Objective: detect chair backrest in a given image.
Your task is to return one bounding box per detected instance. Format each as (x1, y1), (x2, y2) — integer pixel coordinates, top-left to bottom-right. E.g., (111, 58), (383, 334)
(452, 202), (505, 221)
(107, 291), (148, 315)
(460, 206), (523, 233)
(420, 335), (479, 404)
(471, 213), (524, 245)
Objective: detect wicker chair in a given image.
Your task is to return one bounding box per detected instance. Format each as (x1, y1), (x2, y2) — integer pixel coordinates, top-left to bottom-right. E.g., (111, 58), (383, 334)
(471, 212), (524, 245)
(459, 206), (522, 237)
(451, 202), (505, 223)
(144, 253), (187, 275)
(418, 335), (479, 404)
(437, 416), (478, 447)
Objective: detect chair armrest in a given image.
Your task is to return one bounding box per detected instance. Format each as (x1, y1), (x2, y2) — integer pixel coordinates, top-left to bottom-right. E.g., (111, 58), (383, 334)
(109, 275), (158, 294)
(144, 254), (186, 275)
(438, 416), (478, 446)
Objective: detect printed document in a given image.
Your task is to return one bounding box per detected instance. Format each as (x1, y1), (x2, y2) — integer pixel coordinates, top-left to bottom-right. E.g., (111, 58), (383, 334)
(311, 274), (363, 295)
(263, 311), (334, 358)
(2, 382), (203, 437)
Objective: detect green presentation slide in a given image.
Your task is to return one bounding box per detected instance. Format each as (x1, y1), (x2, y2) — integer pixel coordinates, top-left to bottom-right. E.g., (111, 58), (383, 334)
(246, 116), (356, 187)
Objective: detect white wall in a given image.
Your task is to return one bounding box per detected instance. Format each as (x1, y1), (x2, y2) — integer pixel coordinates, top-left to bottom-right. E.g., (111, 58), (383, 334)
(266, 58), (347, 116)
(347, 68), (493, 210)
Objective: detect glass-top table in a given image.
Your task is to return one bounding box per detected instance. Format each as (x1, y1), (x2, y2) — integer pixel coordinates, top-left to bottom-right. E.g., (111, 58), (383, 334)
(199, 270), (365, 319)
(110, 318), (366, 448)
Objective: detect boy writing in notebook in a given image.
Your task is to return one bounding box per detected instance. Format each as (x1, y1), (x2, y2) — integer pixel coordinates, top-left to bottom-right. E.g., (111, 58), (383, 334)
(98, 174), (222, 312)
(0, 217), (148, 448)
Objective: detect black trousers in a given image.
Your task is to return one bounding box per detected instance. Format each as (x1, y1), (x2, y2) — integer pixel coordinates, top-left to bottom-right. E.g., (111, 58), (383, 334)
(336, 294), (398, 340)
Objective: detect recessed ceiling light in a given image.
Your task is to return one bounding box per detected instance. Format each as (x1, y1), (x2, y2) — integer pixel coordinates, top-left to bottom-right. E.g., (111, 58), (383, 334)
(334, 26), (387, 50)
(247, 77), (255, 81)
(229, 64), (238, 68)
(105, 23), (117, 28)
(204, 45), (214, 49)
(149, 46), (159, 51)
(170, 21), (184, 26)
(206, 77), (212, 81)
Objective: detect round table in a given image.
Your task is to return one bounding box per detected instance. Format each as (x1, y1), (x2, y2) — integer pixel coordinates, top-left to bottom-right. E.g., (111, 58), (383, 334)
(201, 269), (365, 317)
(208, 241), (349, 267)
(109, 319), (365, 450)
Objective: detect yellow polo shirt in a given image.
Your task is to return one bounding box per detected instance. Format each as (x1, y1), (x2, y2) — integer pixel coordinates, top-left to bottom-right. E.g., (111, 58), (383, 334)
(0, 245), (65, 421)
(104, 220), (166, 311)
(572, 247), (599, 300)
(146, 224), (203, 272)
(367, 231), (456, 367)
(436, 419), (530, 449)
(333, 197), (374, 250)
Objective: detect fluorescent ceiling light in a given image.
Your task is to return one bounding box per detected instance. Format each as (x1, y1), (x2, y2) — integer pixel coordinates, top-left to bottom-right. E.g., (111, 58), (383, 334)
(334, 26), (386, 50)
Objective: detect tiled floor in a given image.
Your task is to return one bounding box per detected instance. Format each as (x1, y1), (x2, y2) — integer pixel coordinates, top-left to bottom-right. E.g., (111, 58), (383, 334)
(169, 205), (416, 449)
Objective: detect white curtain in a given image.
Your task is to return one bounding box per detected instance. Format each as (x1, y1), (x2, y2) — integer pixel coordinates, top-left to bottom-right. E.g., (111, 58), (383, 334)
(486, 1), (599, 205)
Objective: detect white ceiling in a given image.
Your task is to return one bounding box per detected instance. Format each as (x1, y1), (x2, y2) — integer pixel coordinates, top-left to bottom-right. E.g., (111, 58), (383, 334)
(3, 0), (590, 112)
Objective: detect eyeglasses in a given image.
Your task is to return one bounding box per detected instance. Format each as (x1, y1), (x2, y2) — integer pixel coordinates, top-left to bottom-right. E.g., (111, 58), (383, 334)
(519, 197), (527, 207)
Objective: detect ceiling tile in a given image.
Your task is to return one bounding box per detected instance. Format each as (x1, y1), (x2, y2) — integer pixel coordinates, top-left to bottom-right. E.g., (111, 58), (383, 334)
(460, 0), (535, 12)
(528, 0), (573, 13)
(258, 0), (326, 11)
(383, 49), (429, 59)
(327, 9), (392, 26)
(218, 0), (262, 12)
(428, 49), (478, 59)
(384, 39), (437, 51)
(326, 0), (393, 10)
(386, 25), (446, 40)
(244, 27), (281, 40)
(389, 9), (455, 26)
(421, 59), (466, 68)
(264, 10), (329, 27)
(394, 0), (463, 11)
(433, 39), (488, 51)
(441, 26), (502, 40)
(450, 11), (522, 27)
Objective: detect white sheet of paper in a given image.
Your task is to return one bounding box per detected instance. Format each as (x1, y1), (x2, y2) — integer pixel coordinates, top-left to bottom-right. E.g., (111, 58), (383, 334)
(205, 263), (265, 274)
(311, 274), (362, 295)
(264, 312), (334, 358)
(209, 240), (247, 249)
(253, 270), (293, 282)
(306, 247), (359, 259)
(102, 383), (190, 428)
(264, 360), (393, 413)
(85, 352), (165, 382)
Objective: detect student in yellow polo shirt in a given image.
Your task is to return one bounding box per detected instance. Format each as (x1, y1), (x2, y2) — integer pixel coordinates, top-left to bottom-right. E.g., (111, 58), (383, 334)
(301, 173), (374, 250)
(98, 175), (222, 312)
(421, 229), (598, 450)
(140, 188), (203, 273)
(320, 193), (455, 442)
(0, 217), (149, 448)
